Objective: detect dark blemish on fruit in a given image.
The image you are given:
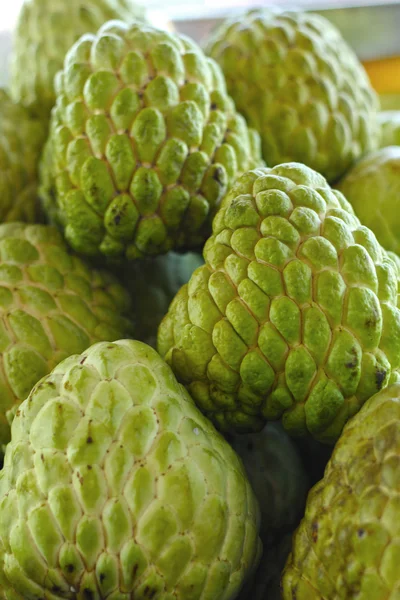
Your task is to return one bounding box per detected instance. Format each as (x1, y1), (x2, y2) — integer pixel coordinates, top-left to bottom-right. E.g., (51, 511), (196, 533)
(132, 563), (139, 578)
(213, 166), (224, 184)
(87, 465), (92, 470)
(376, 368), (387, 389)
(87, 437), (93, 444)
(358, 528), (366, 538)
(83, 589), (94, 600)
(99, 573), (106, 584)
(311, 521), (318, 543)
(345, 348), (359, 370)
(80, 357), (86, 365)
(66, 564), (74, 573)
(211, 103), (217, 110)
(114, 215), (121, 225)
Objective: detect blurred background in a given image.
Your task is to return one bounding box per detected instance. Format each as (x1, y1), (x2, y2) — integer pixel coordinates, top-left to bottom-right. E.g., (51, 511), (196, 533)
(1, 0), (400, 93)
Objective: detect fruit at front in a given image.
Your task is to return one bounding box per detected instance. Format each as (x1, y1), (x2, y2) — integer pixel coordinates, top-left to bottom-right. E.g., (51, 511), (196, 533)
(282, 383), (400, 599)
(0, 340), (261, 599)
(159, 163), (400, 443)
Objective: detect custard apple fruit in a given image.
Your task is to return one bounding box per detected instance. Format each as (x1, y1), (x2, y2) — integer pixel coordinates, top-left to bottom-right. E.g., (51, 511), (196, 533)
(239, 533), (293, 600)
(123, 251), (204, 347)
(205, 9), (379, 183)
(0, 339), (261, 600)
(378, 111), (400, 147)
(0, 222), (133, 447)
(0, 89), (46, 222)
(158, 163), (400, 443)
(228, 423), (307, 544)
(10, 0), (146, 120)
(338, 146), (400, 255)
(39, 20), (263, 260)
(282, 383), (400, 599)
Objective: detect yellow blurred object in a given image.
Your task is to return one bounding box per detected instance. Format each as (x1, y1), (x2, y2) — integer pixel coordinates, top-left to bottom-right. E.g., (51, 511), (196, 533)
(363, 56), (400, 93)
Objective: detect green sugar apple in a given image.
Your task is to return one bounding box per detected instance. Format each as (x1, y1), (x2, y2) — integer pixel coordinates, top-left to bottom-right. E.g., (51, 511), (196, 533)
(10, 0), (146, 120)
(378, 111), (400, 147)
(0, 89), (46, 222)
(158, 163), (400, 443)
(0, 222), (133, 447)
(123, 251), (204, 348)
(205, 9), (379, 183)
(39, 20), (263, 260)
(282, 383), (400, 599)
(338, 146), (400, 255)
(0, 339), (261, 600)
(228, 423), (307, 544)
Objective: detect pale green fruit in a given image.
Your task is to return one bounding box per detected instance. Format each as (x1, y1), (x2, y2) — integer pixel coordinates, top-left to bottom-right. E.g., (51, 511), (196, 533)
(228, 423), (307, 544)
(0, 339), (261, 600)
(282, 383), (400, 599)
(205, 9), (379, 183)
(338, 146), (400, 254)
(0, 222), (133, 447)
(0, 89), (46, 222)
(123, 251), (204, 348)
(39, 20), (263, 260)
(378, 111), (400, 147)
(10, 0), (145, 120)
(158, 163), (400, 443)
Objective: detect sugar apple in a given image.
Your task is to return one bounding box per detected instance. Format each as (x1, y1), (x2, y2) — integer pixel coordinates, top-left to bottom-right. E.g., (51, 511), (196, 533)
(0, 339), (261, 600)
(239, 533), (293, 600)
(0, 89), (46, 222)
(338, 146), (400, 255)
(282, 383), (400, 599)
(123, 251), (204, 347)
(158, 163), (400, 443)
(228, 423), (307, 544)
(0, 222), (133, 447)
(39, 20), (263, 261)
(10, 0), (146, 121)
(205, 9), (379, 183)
(378, 111), (400, 147)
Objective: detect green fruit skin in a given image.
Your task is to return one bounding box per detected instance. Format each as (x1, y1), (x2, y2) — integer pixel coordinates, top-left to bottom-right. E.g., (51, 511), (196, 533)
(205, 9), (380, 183)
(282, 383), (400, 599)
(338, 146), (400, 255)
(39, 20), (263, 261)
(378, 111), (400, 147)
(0, 223), (133, 447)
(10, 0), (145, 120)
(0, 339), (261, 600)
(122, 251), (204, 348)
(158, 163), (400, 443)
(0, 89), (46, 222)
(228, 423), (308, 544)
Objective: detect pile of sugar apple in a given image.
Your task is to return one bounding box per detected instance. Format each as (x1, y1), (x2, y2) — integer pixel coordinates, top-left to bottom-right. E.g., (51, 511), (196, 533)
(0, 1), (399, 598)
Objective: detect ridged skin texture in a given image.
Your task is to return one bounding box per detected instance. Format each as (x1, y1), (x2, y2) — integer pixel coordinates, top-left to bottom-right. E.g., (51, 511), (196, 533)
(338, 146), (400, 255)
(10, 0), (145, 120)
(0, 223), (133, 447)
(205, 9), (379, 183)
(39, 21), (263, 261)
(378, 111), (400, 147)
(158, 163), (400, 443)
(228, 423), (307, 543)
(0, 90), (46, 222)
(123, 252), (204, 348)
(0, 340), (261, 600)
(282, 383), (400, 599)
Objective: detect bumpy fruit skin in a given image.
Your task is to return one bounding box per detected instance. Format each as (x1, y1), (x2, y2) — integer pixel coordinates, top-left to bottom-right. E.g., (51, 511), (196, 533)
(158, 163), (400, 443)
(39, 20), (263, 261)
(378, 111), (400, 147)
(228, 423), (307, 544)
(0, 223), (133, 447)
(282, 383), (400, 599)
(205, 9), (379, 183)
(0, 90), (46, 222)
(123, 251), (204, 347)
(10, 0), (145, 120)
(338, 146), (400, 255)
(0, 339), (261, 600)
